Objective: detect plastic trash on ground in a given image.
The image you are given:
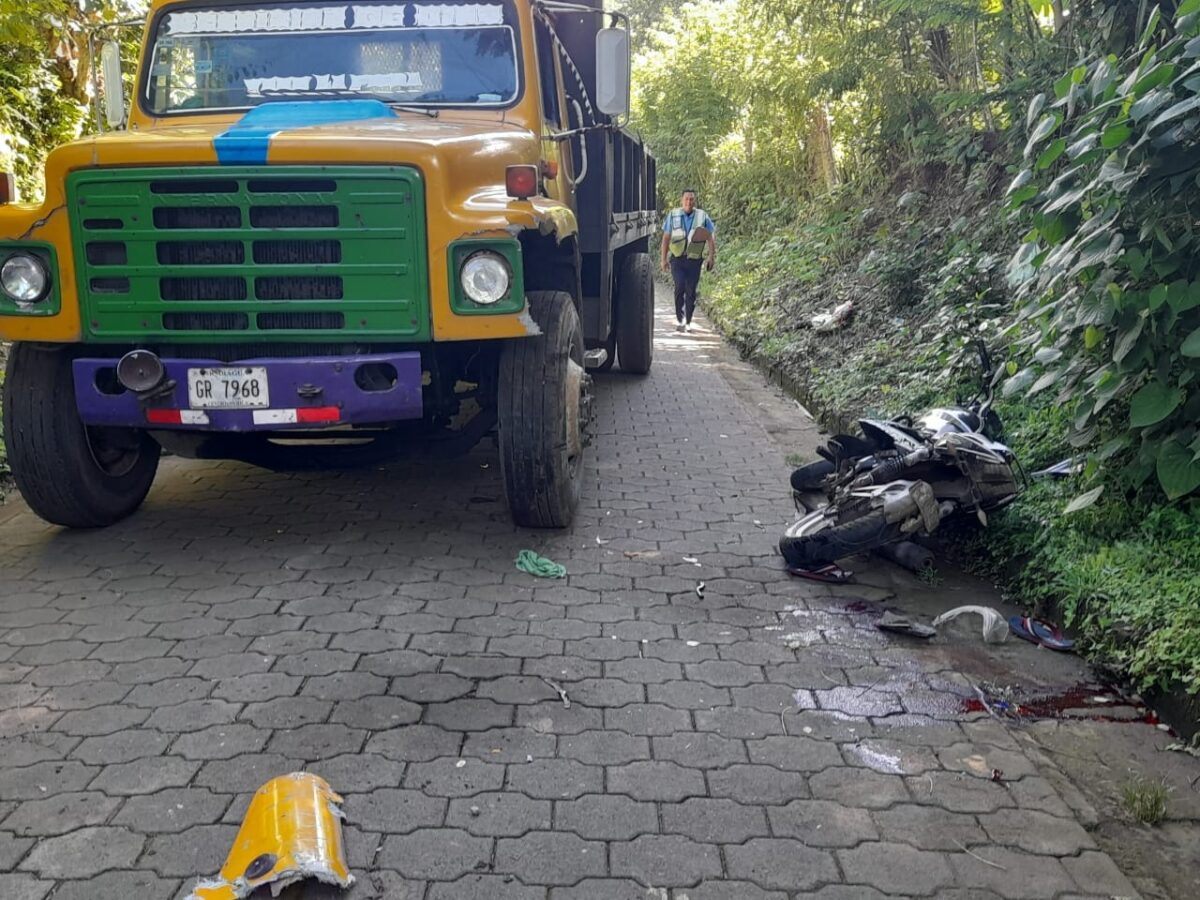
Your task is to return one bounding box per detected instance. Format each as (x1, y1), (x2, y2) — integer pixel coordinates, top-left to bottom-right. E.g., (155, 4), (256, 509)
(186, 773), (353, 900)
(931, 605), (1009, 644)
(811, 300), (854, 332)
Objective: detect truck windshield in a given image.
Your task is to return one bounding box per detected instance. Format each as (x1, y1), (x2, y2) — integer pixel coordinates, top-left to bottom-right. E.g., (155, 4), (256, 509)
(144, 1), (521, 114)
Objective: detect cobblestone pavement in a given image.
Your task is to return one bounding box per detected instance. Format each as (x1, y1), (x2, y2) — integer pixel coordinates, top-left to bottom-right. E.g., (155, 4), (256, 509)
(0, 295), (1174, 899)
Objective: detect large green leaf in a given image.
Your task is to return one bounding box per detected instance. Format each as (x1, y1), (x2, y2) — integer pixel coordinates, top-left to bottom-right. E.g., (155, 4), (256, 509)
(1036, 138), (1067, 170)
(1130, 381), (1184, 427)
(1168, 281), (1200, 312)
(1063, 485), (1104, 514)
(1101, 121), (1134, 148)
(1130, 88), (1172, 121)
(1180, 0), (1200, 18)
(1025, 114), (1060, 158)
(1157, 439), (1200, 499)
(1026, 92), (1046, 130)
(1182, 325), (1200, 357)
(1147, 95), (1200, 131)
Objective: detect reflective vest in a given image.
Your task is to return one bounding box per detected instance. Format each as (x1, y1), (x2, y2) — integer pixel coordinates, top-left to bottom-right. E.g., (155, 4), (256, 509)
(667, 208), (712, 260)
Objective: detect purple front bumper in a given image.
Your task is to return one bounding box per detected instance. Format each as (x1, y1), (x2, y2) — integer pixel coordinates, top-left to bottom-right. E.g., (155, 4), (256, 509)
(73, 353), (423, 431)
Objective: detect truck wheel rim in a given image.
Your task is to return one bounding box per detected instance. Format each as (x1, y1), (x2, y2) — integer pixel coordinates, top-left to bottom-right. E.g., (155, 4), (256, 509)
(85, 426), (142, 478)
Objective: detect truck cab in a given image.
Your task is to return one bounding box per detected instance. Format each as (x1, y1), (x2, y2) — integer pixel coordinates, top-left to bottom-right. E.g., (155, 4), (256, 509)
(0, 0), (657, 528)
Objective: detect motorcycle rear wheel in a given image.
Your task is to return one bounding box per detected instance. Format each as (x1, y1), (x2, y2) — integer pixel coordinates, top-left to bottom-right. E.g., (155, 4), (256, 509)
(779, 512), (903, 569)
(789, 459), (836, 492)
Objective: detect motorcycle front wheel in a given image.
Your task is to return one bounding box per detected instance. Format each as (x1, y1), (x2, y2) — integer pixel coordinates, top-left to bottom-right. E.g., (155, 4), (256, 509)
(789, 459), (837, 492)
(779, 511), (904, 569)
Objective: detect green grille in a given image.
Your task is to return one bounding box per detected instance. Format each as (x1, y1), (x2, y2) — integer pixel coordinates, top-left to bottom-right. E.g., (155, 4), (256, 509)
(67, 166), (429, 342)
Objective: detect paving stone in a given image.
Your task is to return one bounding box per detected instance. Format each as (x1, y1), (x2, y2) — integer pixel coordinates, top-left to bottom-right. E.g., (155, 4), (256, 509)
(1061, 850), (1141, 897)
(555, 794), (657, 841)
(71, 730), (171, 765)
(462, 727), (556, 763)
(2, 790), (121, 836)
(273, 649), (359, 676)
(809, 767), (910, 809)
(495, 831), (607, 884)
(662, 797), (769, 844)
(648, 681), (731, 709)
(379, 828), (492, 880)
(44, 870), (179, 900)
(601, 703), (691, 735)
(406, 758), (506, 797)
(426, 699), (514, 732)
(611, 834), (722, 886)
(146, 699), (242, 732)
(37, 681), (131, 710)
(211, 673), (303, 703)
(906, 772), (1015, 814)
(173, 724), (268, 760)
(725, 838), (839, 891)
(652, 732), (747, 768)
(873, 804), (987, 851)
(707, 764), (811, 805)
(674, 881), (788, 899)
(301, 671), (389, 701)
(0, 873), (52, 900)
(607, 761), (706, 802)
(558, 731), (649, 765)
(111, 787), (230, 833)
(329, 695), (422, 730)
(267, 723), (367, 760)
(366, 725), (461, 762)
(762, 798), (877, 847)
(344, 789), (447, 833)
(427, 875), (545, 900)
(125, 678), (212, 708)
(447, 792), (551, 836)
(141, 823), (239, 877)
(515, 702), (603, 735)
(18, 826), (144, 878)
(548, 879), (647, 900)
(693, 706), (783, 739)
(948, 846), (1077, 898)
(0, 761), (99, 801)
(194, 753), (304, 793)
(506, 759), (602, 800)
(240, 697), (332, 729)
(978, 808), (1097, 856)
(309, 753), (405, 794)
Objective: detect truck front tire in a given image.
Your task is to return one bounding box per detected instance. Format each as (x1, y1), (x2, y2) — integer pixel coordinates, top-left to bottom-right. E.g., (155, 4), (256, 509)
(3, 343), (160, 528)
(499, 291), (589, 528)
(615, 252), (654, 374)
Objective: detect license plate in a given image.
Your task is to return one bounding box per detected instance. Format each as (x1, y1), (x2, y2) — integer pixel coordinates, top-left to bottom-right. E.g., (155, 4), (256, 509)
(187, 366), (270, 409)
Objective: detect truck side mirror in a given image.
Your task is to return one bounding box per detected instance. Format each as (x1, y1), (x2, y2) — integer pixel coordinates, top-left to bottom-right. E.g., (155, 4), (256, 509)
(595, 28), (630, 118)
(101, 41), (125, 129)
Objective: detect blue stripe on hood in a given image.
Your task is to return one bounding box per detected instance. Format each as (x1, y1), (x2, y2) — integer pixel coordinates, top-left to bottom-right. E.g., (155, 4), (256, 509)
(213, 100), (396, 165)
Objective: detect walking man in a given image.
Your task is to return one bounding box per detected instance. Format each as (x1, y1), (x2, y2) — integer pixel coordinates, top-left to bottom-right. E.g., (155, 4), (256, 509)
(660, 189), (716, 333)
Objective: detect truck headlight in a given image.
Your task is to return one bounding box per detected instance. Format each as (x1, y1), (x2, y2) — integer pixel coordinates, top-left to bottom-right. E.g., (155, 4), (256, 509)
(1, 253), (50, 304)
(461, 251), (511, 305)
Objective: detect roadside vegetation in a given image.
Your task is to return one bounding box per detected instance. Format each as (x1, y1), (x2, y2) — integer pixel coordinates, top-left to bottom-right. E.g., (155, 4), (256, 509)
(629, 0), (1200, 699)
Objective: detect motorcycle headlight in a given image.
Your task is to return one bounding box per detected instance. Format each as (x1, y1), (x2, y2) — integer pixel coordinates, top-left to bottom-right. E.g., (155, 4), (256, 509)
(461, 251), (511, 305)
(1, 252), (50, 304)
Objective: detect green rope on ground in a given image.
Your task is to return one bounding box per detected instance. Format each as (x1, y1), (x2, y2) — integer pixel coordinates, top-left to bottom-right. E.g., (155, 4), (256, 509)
(515, 549), (566, 579)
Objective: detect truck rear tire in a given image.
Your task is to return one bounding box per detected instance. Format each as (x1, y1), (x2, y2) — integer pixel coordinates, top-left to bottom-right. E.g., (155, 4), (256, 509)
(615, 252), (654, 374)
(3, 343), (160, 528)
(499, 291), (589, 528)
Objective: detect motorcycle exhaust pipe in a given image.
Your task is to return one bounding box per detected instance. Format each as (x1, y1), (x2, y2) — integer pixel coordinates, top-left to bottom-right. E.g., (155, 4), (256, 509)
(875, 540), (935, 574)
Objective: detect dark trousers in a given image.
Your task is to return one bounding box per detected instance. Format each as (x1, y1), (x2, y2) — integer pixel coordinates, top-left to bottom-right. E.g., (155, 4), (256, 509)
(671, 257), (703, 323)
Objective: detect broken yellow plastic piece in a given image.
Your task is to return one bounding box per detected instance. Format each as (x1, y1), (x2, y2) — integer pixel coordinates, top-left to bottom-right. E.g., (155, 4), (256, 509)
(186, 772), (353, 900)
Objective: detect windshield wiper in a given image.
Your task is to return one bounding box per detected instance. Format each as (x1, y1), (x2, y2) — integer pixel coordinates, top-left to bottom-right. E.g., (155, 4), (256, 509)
(257, 89), (438, 117)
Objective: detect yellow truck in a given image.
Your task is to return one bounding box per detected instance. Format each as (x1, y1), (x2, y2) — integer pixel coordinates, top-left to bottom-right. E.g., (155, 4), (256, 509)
(0, 0), (657, 528)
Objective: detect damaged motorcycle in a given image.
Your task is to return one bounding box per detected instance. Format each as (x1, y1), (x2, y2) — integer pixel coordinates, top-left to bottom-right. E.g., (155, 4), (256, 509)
(780, 345), (1024, 572)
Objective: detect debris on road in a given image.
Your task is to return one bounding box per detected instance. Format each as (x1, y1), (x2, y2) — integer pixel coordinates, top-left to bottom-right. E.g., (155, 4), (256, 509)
(932, 605), (1009, 643)
(186, 773), (352, 900)
(875, 611), (937, 639)
(810, 299), (854, 332)
(516, 549), (566, 578)
(695, 581), (706, 598)
(541, 677), (571, 709)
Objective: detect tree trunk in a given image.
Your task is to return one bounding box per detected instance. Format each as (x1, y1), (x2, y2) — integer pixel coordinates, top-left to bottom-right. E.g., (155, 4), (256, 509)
(808, 105), (838, 192)
(924, 27), (957, 88)
(1051, 0), (1066, 34)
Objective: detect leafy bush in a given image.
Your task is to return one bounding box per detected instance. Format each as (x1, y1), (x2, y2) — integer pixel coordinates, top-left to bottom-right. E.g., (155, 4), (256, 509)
(1007, 3), (1200, 501)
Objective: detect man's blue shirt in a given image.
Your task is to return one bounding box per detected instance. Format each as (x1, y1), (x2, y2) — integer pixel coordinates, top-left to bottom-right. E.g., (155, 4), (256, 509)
(662, 209), (716, 235)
